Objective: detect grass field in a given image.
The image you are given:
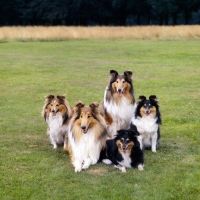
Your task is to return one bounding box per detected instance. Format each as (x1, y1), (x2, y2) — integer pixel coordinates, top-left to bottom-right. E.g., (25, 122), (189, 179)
(0, 38), (200, 200)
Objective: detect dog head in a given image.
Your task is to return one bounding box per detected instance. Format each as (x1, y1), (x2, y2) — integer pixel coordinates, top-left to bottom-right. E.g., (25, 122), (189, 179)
(115, 129), (139, 154)
(109, 70), (133, 97)
(46, 95), (67, 116)
(135, 95), (161, 121)
(74, 101), (100, 134)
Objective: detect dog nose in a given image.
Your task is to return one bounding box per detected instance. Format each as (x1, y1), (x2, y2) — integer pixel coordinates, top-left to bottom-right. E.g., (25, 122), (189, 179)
(118, 88), (122, 92)
(81, 125), (86, 130)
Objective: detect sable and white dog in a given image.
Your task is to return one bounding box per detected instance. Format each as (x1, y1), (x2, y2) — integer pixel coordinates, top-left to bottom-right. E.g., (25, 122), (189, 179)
(67, 102), (107, 172)
(42, 95), (73, 149)
(130, 95), (161, 152)
(100, 70), (136, 138)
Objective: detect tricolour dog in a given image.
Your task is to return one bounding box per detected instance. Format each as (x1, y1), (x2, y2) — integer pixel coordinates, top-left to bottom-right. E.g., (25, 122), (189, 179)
(100, 70), (136, 138)
(42, 95), (73, 149)
(101, 127), (144, 173)
(130, 95), (161, 152)
(67, 102), (107, 172)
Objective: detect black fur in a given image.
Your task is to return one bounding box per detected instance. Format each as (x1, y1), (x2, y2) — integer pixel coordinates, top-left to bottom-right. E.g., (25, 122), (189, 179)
(100, 129), (144, 169)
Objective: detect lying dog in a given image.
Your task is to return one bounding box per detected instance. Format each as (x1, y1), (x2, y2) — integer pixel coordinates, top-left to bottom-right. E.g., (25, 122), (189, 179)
(101, 127), (144, 172)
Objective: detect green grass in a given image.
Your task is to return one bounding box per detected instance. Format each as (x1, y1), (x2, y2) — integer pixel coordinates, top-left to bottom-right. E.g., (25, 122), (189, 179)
(0, 39), (200, 200)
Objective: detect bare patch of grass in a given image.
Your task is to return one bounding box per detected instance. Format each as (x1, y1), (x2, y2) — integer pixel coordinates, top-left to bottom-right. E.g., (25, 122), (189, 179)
(0, 26), (200, 41)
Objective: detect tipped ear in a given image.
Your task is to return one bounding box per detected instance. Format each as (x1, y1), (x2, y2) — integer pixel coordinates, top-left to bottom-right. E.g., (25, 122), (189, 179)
(46, 95), (54, 100)
(149, 95), (158, 103)
(138, 95), (146, 103)
(116, 129), (125, 136)
(129, 124), (140, 136)
(124, 71), (132, 80)
(57, 95), (66, 103)
(110, 70), (118, 79)
(74, 101), (84, 112)
(89, 102), (99, 113)
(45, 95), (55, 104)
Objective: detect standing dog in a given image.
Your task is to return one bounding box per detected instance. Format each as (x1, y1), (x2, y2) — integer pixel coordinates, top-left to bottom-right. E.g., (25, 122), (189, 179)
(130, 95), (161, 152)
(101, 127), (144, 173)
(67, 102), (107, 172)
(100, 70), (136, 138)
(42, 95), (73, 149)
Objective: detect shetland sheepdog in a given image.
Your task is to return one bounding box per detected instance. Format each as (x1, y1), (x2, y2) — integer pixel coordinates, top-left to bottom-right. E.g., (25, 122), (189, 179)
(100, 70), (136, 138)
(67, 102), (107, 172)
(42, 95), (73, 149)
(130, 95), (161, 152)
(101, 127), (144, 173)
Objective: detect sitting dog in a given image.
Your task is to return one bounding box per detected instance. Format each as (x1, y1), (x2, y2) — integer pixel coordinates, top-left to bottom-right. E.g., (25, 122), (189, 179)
(101, 127), (144, 173)
(100, 70), (137, 138)
(42, 95), (73, 149)
(130, 95), (161, 152)
(67, 102), (107, 172)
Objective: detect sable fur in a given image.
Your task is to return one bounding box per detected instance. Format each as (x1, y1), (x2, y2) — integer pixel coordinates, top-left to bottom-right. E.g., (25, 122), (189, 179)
(42, 95), (73, 149)
(100, 128), (144, 172)
(67, 101), (107, 172)
(130, 95), (161, 152)
(100, 70), (137, 138)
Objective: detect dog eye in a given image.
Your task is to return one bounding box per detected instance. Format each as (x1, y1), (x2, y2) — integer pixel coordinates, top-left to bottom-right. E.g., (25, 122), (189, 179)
(88, 115), (91, 118)
(56, 104), (59, 106)
(122, 81), (125, 83)
(116, 81), (118, 83)
(51, 104), (53, 106)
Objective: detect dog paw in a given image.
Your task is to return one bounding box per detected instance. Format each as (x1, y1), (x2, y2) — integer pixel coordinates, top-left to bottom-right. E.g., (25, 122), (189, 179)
(121, 166), (126, 173)
(75, 167), (82, 172)
(138, 164), (144, 171)
(152, 149), (157, 153)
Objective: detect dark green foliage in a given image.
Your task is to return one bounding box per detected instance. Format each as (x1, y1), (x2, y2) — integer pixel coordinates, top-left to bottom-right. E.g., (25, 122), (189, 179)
(0, 0), (200, 26)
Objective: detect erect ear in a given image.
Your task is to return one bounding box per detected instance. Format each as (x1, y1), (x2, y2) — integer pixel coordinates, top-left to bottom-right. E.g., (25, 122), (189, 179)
(110, 70), (118, 80)
(89, 102), (99, 114)
(138, 95), (146, 103)
(74, 101), (84, 112)
(57, 95), (66, 104)
(149, 95), (158, 103)
(124, 70), (132, 80)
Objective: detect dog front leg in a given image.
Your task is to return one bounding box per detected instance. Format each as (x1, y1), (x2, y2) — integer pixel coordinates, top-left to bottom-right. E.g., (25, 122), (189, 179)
(49, 134), (57, 149)
(137, 135), (143, 150)
(82, 158), (93, 170)
(151, 133), (158, 152)
(74, 158), (83, 172)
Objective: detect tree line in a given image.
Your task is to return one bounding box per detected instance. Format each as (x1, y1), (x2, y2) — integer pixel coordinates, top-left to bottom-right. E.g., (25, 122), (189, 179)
(0, 0), (200, 26)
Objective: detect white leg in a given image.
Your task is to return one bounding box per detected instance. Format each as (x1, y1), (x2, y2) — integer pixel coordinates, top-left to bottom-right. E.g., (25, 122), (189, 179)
(151, 133), (158, 152)
(138, 164), (144, 171)
(74, 159), (83, 172)
(82, 158), (93, 170)
(50, 134), (57, 149)
(137, 135), (143, 150)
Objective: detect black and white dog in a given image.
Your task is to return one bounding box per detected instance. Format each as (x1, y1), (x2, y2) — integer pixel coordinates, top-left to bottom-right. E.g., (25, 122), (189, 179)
(101, 128), (144, 173)
(130, 95), (161, 152)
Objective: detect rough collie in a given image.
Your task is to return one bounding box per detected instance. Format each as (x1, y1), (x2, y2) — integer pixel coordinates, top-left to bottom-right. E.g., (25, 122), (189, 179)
(101, 127), (144, 173)
(130, 95), (161, 152)
(67, 102), (107, 172)
(100, 70), (136, 138)
(42, 95), (73, 149)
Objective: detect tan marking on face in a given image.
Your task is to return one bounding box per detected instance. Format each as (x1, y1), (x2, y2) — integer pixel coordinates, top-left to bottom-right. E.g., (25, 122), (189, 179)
(116, 139), (134, 156)
(140, 104), (156, 117)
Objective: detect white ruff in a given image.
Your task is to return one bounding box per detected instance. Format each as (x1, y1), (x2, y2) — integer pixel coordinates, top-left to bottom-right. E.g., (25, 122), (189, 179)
(117, 152), (132, 168)
(68, 128), (102, 171)
(131, 115), (158, 149)
(104, 90), (136, 138)
(47, 112), (68, 145)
